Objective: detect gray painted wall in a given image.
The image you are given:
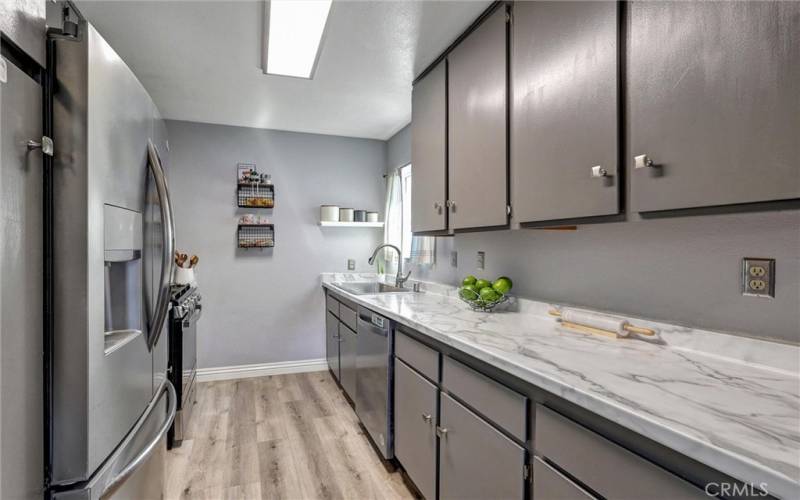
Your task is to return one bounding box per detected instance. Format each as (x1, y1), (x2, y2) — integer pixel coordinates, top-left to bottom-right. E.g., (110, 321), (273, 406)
(166, 120), (386, 368)
(385, 127), (800, 343)
(386, 123), (411, 171)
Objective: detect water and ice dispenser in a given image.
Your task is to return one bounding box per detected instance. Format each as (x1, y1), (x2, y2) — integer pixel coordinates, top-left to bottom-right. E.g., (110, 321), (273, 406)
(103, 204), (144, 354)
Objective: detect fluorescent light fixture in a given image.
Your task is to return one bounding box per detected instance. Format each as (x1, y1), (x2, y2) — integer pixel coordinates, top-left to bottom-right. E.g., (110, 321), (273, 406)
(264, 0), (332, 78)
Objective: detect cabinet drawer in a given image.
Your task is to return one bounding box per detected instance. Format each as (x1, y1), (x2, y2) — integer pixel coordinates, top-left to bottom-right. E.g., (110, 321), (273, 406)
(394, 359), (437, 500)
(533, 458), (594, 499)
(338, 303), (357, 332)
(326, 294), (339, 316)
(535, 405), (704, 499)
(439, 392), (526, 500)
(442, 357), (527, 441)
(395, 329), (439, 382)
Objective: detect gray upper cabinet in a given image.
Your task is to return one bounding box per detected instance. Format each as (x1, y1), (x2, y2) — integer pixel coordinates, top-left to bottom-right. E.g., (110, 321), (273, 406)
(511, 1), (620, 223)
(394, 359), (438, 500)
(448, 7), (509, 231)
(629, 1), (800, 212)
(411, 62), (448, 234)
(439, 393), (525, 500)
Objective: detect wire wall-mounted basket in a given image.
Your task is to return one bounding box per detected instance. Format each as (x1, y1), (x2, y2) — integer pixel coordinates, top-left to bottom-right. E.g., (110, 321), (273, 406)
(237, 182), (274, 208)
(238, 224), (274, 249)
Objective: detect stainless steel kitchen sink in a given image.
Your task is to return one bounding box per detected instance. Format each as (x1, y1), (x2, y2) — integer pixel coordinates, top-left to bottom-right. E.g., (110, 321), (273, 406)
(331, 282), (413, 295)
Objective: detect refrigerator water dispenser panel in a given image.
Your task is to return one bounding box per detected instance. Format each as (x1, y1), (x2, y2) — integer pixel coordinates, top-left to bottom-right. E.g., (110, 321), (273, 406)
(103, 204), (144, 355)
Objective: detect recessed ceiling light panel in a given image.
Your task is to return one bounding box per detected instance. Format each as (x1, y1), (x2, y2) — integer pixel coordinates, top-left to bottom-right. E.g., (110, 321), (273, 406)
(264, 0), (332, 79)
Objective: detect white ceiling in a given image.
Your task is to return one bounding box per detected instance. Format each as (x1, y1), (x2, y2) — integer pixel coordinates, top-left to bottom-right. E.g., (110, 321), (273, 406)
(75, 1), (491, 140)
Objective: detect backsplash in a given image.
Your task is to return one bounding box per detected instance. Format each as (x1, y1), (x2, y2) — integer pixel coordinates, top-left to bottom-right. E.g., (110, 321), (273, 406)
(405, 210), (800, 344)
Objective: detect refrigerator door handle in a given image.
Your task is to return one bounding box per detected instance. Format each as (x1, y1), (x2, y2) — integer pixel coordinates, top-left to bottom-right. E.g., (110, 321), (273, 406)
(102, 380), (177, 497)
(145, 140), (175, 351)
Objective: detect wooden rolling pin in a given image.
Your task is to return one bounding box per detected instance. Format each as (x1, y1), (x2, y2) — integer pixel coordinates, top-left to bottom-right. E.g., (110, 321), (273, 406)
(548, 308), (656, 339)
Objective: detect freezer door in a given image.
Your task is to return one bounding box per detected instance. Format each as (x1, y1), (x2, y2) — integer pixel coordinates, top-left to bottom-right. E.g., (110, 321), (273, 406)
(52, 381), (177, 500)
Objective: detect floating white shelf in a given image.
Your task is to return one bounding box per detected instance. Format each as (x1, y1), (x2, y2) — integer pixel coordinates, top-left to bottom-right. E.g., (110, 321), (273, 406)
(318, 221), (384, 228)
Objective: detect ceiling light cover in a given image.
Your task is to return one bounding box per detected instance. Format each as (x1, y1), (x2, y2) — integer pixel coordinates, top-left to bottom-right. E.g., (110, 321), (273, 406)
(266, 0), (332, 78)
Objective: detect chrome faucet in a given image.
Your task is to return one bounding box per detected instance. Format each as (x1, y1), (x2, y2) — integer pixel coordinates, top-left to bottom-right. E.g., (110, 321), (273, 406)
(368, 244), (411, 288)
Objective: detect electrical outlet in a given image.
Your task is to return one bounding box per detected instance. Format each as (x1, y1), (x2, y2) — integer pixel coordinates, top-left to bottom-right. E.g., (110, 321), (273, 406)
(477, 251), (485, 271)
(742, 258), (775, 298)
(347, 259), (355, 271)
(451, 251), (458, 267)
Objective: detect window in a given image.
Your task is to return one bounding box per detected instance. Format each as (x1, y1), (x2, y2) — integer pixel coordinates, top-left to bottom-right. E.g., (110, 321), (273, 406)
(383, 164), (435, 272)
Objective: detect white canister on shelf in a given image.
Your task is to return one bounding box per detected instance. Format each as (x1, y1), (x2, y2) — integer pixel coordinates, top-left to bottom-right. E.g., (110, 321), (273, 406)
(366, 212), (379, 223)
(320, 205), (340, 222)
(339, 208), (354, 222)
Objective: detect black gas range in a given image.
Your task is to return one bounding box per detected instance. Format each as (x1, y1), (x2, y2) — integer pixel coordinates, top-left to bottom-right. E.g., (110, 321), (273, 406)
(167, 283), (201, 449)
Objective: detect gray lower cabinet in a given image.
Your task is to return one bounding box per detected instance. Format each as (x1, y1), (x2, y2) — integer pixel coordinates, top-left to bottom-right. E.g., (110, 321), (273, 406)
(325, 310), (340, 381)
(439, 393), (526, 500)
(533, 458), (594, 500)
(511, 1), (620, 223)
(394, 359), (438, 500)
(447, 6), (509, 231)
(629, 1), (800, 212)
(411, 62), (448, 234)
(339, 324), (358, 400)
(535, 405), (704, 499)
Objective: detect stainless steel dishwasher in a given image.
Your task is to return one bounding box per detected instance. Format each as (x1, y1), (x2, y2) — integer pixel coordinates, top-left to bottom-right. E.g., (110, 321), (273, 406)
(356, 307), (394, 459)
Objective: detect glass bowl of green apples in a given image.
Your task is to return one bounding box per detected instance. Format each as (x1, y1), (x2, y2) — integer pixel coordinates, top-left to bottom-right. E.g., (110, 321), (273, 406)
(458, 275), (513, 312)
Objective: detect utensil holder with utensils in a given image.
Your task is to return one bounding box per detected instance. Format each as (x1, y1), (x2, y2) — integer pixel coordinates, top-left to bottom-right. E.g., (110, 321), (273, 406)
(174, 252), (199, 285)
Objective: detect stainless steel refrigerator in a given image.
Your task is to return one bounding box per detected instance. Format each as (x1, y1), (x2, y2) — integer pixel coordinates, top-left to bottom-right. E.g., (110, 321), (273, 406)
(49, 12), (177, 499)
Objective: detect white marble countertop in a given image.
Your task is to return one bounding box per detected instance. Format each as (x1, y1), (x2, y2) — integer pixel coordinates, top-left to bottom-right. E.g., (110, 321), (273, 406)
(321, 273), (800, 499)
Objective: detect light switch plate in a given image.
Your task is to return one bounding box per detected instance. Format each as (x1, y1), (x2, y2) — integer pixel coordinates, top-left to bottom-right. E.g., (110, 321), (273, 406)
(742, 258), (775, 298)
(347, 259), (355, 271)
(477, 251), (485, 271)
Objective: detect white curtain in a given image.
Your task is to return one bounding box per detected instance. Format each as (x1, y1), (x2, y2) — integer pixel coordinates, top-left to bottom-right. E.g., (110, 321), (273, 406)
(383, 166), (436, 273)
(382, 170), (403, 273)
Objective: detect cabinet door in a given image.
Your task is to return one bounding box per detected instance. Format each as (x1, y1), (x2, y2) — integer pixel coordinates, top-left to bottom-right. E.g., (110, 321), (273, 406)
(325, 311), (340, 381)
(339, 324), (357, 400)
(448, 7), (508, 231)
(629, 1), (800, 212)
(411, 62), (448, 233)
(512, 1), (619, 223)
(439, 393), (525, 500)
(394, 359), (437, 500)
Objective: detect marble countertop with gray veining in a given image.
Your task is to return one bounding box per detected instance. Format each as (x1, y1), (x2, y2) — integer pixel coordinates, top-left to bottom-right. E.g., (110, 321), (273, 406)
(321, 273), (800, 499)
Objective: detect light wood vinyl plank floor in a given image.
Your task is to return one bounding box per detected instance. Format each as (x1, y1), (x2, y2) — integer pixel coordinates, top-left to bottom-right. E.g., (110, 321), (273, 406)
(166, 371), (415, 500)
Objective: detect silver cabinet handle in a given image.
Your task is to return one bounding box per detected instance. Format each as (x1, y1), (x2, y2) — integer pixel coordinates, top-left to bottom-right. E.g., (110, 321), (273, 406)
(446, 200), (455, 209)
(634, 154), (655, 169)
(591, 165), (609, 178)
(436, 426), (448, 438)
(27, 136), (54, 156)
(146, 140), (175, 351)
(421, 413), (432, 423)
